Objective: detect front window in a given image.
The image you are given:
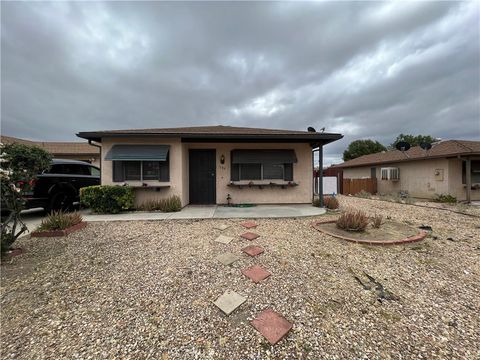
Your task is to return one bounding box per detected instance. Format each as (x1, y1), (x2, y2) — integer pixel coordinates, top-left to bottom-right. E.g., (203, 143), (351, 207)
(239, 164), (261, 180)
(238, 163), (286, 180)
(142, 161), (160, 180)
(124, 161), (141, 181)
(113, 159), (169, 182)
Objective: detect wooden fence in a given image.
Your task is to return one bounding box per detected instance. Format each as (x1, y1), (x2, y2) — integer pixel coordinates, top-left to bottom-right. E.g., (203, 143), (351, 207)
(342, 178), (377, 195)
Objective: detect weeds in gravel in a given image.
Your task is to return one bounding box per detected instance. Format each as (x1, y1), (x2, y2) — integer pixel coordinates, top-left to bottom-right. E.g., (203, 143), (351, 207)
(324, 196), (339, 210)
(36, 211), (82, 231)
(435, 194), (457, 203)
(355, 190), (371, 199)
(370, 214), (383, 229)
(138, 195), (182, 212)
(336, 210), (369, 232)
(312, 196), (339, 209)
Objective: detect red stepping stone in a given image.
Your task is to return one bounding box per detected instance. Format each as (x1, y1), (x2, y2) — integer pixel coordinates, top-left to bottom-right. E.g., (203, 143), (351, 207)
(241, 221), (258, 229)
(240, 232), (259, 241)
(251, 308), (293, 345)
(241, 265), (271, 283)
(242, 245), (264, 257)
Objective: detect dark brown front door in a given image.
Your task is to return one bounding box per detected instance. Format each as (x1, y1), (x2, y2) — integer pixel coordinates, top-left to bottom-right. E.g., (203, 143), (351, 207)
(189, 149), (216, 204)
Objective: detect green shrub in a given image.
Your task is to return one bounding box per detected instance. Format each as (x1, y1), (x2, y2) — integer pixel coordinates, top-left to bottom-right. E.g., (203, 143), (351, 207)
(80, 185), (134, 214)
(324, 196), (339, 210)
(435, 194), (457, 204)
(336, 210), (369, 232)
(36, 211), (83, 231)
(138, 195), (182, 212)
(355, 190), (371, 199)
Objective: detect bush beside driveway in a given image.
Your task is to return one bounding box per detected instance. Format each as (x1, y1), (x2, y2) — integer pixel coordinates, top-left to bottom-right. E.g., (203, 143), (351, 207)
(1, 196), (479, 359)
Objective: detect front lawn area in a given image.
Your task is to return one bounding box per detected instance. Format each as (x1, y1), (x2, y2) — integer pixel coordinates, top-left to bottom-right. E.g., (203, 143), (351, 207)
(1, 196), (479, 359)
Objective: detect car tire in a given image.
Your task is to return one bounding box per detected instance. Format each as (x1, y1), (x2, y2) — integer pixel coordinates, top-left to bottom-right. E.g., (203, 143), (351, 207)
(47, 192), (73, 213)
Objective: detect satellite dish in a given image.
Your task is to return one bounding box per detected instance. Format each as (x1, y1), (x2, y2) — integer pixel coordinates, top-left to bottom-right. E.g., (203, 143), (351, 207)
(396, 141), (411, 152)
(307, 126), (316, 132)
(420, 142), (432, 150)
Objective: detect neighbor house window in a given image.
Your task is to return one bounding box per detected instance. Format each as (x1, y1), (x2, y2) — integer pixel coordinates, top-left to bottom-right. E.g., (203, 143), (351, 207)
(462, 160), (480, 184)
(231, 149), (296, 181)
(381, 167), (400, 181)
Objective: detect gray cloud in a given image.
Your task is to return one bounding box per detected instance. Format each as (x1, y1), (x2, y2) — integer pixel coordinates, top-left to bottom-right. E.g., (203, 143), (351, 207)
(1, 1), (479, 164)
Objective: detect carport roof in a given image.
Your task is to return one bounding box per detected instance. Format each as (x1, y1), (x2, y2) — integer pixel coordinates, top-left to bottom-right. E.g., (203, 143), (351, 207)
(76, 125), (343, 145)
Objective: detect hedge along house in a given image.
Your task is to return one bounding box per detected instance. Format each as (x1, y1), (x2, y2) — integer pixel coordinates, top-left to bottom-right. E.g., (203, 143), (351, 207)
(335, 140), (480, 202)
(77, 126), (342, 207)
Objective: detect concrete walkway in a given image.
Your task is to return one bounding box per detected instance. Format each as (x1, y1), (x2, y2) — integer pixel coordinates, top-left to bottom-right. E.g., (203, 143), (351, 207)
(19, 205), (325, 235)
(82, 204), (325, 222)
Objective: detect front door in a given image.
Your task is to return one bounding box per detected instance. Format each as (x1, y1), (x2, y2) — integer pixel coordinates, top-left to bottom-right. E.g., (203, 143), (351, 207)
(189, 149), (216, 204)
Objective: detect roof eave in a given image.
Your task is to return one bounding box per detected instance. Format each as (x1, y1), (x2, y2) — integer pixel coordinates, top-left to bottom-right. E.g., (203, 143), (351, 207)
(76, 132), (343, 144)
(337, 152), (480, 168)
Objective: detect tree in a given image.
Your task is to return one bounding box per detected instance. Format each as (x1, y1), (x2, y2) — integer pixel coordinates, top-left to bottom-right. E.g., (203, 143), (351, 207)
(390, 134), (436, 149)
(343, 140), (387, 161)
(1, 142), (51, 253)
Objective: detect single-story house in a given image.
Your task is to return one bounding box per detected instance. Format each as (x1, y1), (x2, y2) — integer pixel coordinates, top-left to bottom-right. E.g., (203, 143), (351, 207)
(1, 135), (100, 167)
(335, 140), (480, 202)
(76, 125), (343, 207)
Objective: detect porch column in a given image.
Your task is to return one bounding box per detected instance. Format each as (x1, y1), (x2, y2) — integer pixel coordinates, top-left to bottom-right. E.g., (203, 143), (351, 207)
(318, 145), (323, 207)
(466, 157), (471, 203)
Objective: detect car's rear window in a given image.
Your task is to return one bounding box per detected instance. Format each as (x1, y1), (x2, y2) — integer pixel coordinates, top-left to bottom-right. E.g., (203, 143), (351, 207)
(47, 164), (91, 175)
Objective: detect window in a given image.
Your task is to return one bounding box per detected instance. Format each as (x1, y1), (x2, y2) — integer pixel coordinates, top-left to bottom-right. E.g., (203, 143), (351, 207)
(263, 164), (284, 180)
(462, 160), (480, 184)
(47, 164), (90, 175)
(142, 161), (160, 180)
(381, 167), (400, 181)
(124, 161), (141, 180)
(89, 167), (100, 176)
(231, 149), (296, 181)
(239, 164), (261, 180)
(113, 159), (169, 182)
(236, 163), (291, 181)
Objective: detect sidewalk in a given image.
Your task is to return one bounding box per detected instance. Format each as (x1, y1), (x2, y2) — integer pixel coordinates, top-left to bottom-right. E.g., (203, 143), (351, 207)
(82, 204), (326, 222)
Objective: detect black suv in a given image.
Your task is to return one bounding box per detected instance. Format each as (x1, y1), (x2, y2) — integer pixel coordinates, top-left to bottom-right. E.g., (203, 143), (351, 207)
(24, 159), (100, 212)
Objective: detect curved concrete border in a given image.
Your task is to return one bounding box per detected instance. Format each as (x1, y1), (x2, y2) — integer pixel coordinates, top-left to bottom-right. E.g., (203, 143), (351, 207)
(312, 219), (428, 246)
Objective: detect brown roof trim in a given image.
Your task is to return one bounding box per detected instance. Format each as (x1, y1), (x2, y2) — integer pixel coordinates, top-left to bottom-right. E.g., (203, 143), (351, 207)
(335, 152), (477, 168)
(76, 125), (343, 145)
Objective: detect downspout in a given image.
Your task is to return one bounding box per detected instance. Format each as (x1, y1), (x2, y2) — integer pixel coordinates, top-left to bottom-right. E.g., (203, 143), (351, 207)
(318, 145), (323, 207)
(88, 140), (102, 184)
(311, 145), (324, 207)
(466, 156), (471, 203)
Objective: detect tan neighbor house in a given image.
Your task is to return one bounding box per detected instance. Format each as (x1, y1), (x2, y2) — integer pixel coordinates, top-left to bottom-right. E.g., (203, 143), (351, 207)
(77, 126), (342, 207)
(336, 140), (480, 202)
(1, 135), (100, 167)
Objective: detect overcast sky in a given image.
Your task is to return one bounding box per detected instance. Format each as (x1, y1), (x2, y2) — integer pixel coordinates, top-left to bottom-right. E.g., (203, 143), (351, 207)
(1, 1), (479, 165)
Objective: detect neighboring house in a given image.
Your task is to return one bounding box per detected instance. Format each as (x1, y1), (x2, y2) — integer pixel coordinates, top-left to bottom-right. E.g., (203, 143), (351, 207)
(77, 125), (343, 207)
(0, 135), (100, 167)
(335, 140), (480, 202)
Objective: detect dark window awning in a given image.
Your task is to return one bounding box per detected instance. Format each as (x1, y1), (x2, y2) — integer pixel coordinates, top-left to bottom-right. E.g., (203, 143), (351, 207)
(231, 149), (297, 164)
(105, 145), (170, 161)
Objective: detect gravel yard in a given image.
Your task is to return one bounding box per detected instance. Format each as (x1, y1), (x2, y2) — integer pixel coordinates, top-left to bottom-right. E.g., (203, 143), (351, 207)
(1, 196), (479, 359)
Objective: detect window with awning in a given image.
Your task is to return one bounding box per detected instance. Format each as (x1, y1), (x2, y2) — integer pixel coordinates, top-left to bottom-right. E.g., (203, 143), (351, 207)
(106, 145), (170, 182)
(105, 145), (169, 161)
(231, 149), (296, 181)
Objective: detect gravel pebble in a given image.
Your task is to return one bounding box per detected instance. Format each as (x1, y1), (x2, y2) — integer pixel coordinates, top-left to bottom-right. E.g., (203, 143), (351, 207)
(1, 195), (479, 359)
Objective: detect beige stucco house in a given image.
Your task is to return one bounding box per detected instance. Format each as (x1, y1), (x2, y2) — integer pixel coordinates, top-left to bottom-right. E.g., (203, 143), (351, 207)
(336, 140), (480, 202)
(1, 135), (100, 167)
(77, 125), (342, 207)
